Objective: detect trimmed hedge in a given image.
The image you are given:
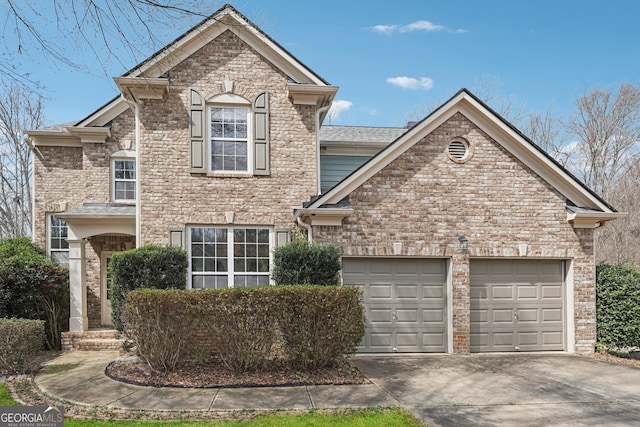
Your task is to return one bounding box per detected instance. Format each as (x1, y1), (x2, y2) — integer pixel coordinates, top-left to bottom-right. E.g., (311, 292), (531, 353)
(275, 286), (365, 370)
(272, 238), (342, 285)
(0, 318), (45, 374)
(596, 263), (640, 349)
(122, 286), (365, 373)
(110, 244), (188, 332)
(121, 290), (199, 372)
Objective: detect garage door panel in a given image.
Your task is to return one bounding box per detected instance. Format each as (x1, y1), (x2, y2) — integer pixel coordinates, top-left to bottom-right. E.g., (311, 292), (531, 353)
(369, 284), (393, 300)
(542, 285), (562, 299)
(471, 260), (564, 352)
(517, 285), (538, 299)
(396, 284), (419, 299)
(344, 258), (447, 353)
(492, 309), (515, 323)
(492, 285), (513, 299)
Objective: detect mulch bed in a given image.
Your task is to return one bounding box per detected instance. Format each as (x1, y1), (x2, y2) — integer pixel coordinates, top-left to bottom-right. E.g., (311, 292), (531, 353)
(105, 356), (368, 388)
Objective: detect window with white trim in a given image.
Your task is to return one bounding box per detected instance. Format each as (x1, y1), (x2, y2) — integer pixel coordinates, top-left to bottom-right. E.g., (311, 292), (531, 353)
(190, 227), (270, 289)
(210, 106), (250, 172)
(112, 158), (136, 201)
(49, 215), (69, 267)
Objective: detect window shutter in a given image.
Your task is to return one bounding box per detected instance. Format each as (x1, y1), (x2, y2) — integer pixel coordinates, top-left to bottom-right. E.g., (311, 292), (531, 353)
(253, 92), (270, 175)
(189, 89), (206, 173)
(169, 229), (184, 248)
(274, 229), (290, 248)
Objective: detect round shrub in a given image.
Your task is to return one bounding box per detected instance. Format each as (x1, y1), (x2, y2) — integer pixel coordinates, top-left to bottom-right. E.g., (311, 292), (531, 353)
(272, 238), (341, 285)
(110, 244), (188, 332)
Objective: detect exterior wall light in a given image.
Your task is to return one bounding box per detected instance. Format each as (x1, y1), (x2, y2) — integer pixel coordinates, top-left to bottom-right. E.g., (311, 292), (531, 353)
(458, 235), (468, 251)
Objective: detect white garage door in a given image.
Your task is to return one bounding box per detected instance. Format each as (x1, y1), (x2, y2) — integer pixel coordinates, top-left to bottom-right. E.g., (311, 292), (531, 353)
(343, 258), (447, 353)
(470, 259), (564, 352)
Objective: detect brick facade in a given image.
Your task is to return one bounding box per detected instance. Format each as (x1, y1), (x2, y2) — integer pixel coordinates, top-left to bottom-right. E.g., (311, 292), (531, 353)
(137, 30), (317, 244)
(313, 113), (596, 354)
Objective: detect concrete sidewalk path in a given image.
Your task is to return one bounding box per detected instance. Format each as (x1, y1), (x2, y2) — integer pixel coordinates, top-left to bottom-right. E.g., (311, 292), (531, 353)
(35, 351), (396, 412)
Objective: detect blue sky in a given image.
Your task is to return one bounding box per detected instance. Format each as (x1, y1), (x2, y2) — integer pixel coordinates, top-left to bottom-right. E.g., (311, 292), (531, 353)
(28, 0), (640, 129)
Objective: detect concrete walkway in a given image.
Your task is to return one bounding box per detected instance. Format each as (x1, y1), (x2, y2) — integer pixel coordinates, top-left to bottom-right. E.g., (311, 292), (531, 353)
(35, 351), (397, 412)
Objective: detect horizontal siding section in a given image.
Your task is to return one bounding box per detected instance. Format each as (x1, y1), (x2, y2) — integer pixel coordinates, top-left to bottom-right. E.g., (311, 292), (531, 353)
(320, 155), (371, 193)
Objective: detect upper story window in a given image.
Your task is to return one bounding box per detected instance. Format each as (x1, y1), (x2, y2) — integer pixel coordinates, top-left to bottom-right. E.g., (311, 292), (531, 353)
(111, 150), (136, 202)
(189, 89), (269, 176)
(49, 214), (69, 267)
(210, 106), (250, 172)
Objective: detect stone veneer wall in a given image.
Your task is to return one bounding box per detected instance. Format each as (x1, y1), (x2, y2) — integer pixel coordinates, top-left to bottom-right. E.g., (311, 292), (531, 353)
(136, 30), (317, 244)
(313, 112), (596, 354)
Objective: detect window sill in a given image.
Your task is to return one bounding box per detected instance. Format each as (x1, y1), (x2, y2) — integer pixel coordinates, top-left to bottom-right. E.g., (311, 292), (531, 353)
(205, 172), (254, 178)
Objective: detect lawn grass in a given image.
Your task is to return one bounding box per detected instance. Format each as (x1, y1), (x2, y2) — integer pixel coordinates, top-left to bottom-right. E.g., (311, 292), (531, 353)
(0, 382), (423, 426)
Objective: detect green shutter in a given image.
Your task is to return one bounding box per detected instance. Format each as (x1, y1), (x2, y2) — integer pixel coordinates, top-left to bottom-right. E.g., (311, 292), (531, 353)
(253, 92), (270, 175)
(169, 229), (184, 248)
(275, 229), (291, 247)
(190, 89), (206, 173)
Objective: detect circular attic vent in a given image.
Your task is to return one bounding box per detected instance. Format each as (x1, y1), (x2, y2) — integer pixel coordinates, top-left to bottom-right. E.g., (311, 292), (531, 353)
(446, 138), (471, 163)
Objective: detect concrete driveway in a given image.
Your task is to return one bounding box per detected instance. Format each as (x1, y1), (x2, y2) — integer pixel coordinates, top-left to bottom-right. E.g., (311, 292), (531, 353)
(354, 354), (640, 426)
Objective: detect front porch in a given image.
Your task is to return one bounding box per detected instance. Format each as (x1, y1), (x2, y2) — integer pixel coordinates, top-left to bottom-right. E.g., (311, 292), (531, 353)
(57, 203), (136, 332)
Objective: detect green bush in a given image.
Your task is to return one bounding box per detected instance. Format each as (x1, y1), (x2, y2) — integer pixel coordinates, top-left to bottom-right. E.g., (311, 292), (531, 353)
(110, 244), (187, 332)
(272, 238), (342, 285)
(0, 238), (69, 350)
(596, 263), (640, 349)
(122, 289), (199, 372)
(0, 318), (45, 374)
(276, 286), (365, 370)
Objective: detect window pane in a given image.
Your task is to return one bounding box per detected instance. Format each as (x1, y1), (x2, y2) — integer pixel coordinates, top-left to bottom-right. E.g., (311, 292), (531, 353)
(192, 258), (204, 272)
(191, 244), (203, 257)
(192, 275), (204, 289)
(234, 243), (244, 258)
(258, 229), (269, 243)
(246, 259), (257, 272)
(246, 229), (256, 242)
(212, 141), (223, 154)
(236, 124), (247, 139)
(258, 258), (270, 272)
(211, 108), (222, 121)
(205, 258), (216, 272)
(204, 244), (215, 257)
(217, 259), (228, 272)
(216, 228), (227, 241)
(211, 123), (223, 138)
(234, 229), (245, 242)
(216, 243), (227, 257)
(212, 156), (223, 170)
(258, 243), (269, 257)
(246, 244), (256, 257)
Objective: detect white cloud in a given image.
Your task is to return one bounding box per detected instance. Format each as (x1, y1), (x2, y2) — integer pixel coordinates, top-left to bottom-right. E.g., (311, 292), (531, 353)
(400, 20), (446, 32)
(370, 20), (467, 35)
(387, 76), (434, 90)
(370, 24), (398, 35)
(327, 100), (353, 122)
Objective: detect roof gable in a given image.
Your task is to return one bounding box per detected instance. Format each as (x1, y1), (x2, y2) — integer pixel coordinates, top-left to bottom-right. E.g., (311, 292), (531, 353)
(308, 89), (618, 215)
(75, 4), (333, 128)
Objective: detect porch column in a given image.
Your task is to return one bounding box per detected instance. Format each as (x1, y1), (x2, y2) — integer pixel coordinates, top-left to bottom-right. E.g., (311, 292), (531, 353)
(67, 239), (88, 332)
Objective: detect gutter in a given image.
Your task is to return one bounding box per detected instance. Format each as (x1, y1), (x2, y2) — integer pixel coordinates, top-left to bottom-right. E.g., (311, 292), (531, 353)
(120, 94), (141, 247)
(315, 104), (331, 195)
(296, 215), (312, 243)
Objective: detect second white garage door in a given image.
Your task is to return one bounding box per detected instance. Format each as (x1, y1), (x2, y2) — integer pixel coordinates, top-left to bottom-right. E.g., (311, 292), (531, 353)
(470, 259), (565, 352)
(342, 258), (447, 353)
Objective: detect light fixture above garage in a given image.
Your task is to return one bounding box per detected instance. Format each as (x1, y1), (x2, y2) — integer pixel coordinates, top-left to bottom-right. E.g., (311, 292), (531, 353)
(458, 235), (468, 251)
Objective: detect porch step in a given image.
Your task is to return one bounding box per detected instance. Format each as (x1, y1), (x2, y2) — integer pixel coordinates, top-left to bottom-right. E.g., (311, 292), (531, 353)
(61, 330), (124, 351)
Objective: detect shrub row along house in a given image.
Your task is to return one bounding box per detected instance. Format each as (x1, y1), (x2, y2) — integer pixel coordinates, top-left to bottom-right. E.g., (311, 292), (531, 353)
(25, 4), (623, 355)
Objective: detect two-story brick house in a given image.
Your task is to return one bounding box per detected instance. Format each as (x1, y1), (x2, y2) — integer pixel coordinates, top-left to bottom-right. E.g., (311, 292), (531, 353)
(26, 4), (622, 354)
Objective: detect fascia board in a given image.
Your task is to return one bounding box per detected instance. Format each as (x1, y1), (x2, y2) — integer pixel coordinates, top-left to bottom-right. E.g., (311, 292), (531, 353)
(26, 132), (81, 147)
(76, 98), (130, 127)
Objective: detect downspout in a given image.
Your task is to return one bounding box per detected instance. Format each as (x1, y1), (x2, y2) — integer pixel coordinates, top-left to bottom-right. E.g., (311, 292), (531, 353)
(121, 94), (141, 247)
(315, 104), (331, 196)
(296, 215), (312, 243)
